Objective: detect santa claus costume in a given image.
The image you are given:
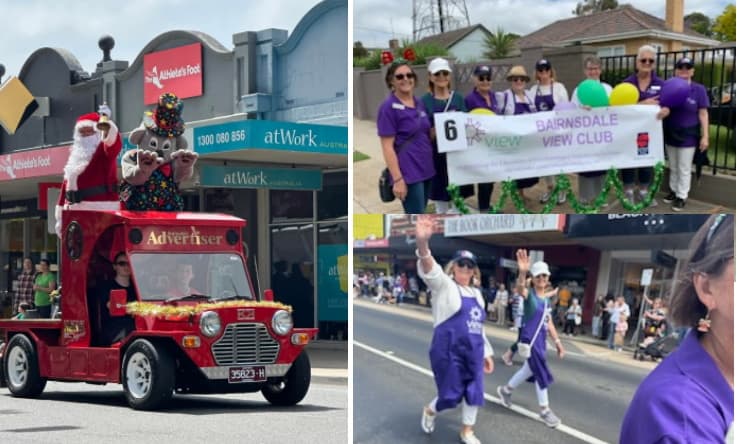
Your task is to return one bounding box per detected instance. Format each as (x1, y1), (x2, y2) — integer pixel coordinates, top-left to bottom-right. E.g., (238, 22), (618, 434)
(55, 112), (122, 236)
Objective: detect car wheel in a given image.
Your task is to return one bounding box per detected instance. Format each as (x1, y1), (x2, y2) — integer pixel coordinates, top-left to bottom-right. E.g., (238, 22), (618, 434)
(122, 339), (175, 410)
(3, 334), (46, 397)
(261, 351), (311, 406)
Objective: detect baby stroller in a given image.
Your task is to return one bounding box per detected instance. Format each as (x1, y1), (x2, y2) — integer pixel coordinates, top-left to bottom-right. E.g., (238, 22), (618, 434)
(634, 331), (680, 361)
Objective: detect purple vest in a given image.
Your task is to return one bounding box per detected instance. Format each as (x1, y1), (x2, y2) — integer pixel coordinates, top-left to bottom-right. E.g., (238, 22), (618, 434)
(519, 291), (554, 389)
(534, 85), (556, 111)
(429, 287), (486, 411)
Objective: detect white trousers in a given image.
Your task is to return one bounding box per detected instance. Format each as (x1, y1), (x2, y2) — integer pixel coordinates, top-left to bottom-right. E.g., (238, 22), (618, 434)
(666, 144), (696, 199)
(506, 360), (549, 407)
(428, 396), (479, 426)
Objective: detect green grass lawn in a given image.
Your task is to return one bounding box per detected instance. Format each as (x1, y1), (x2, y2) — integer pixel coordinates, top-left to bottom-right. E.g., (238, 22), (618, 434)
(354, 150), (370, 162)
(708, 124), (735, 173)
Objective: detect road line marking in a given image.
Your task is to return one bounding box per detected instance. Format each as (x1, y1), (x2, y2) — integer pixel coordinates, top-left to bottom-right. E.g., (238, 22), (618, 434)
(355, 340), (610, 444)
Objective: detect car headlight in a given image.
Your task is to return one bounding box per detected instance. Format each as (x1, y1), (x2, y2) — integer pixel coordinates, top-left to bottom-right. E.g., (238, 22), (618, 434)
(199, 311), (222, 338)
(272, 310), (293, 336)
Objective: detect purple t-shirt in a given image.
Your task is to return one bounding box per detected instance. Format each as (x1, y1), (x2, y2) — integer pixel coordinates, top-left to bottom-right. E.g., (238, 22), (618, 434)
(623, 72), (665, 101)
(620, 329), (734, 443)
(464, 89), (498, 113)
(665, 82), (709, 148)
(376, 93), (435, 184)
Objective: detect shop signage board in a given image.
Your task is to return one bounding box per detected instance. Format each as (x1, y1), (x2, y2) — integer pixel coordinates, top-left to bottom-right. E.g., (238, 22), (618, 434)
(0, 145), (69, 182)
(567, 215), (710, 237)
(444, 214), (565, 237)
(199, 164), (322, 190)
(193, 119), (347, 155)
(317, 244), (348, 323)
(143, 43), (203, 104)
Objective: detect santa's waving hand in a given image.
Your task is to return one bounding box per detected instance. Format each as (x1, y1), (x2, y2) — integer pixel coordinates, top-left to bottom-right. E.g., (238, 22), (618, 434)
(55, 107), (122, 237)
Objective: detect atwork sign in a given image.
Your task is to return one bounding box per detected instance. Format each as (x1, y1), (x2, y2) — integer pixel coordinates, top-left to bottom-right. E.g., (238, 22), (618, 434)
(143, 43), (203, 104)
(435, 106), (664, 184)
(199, 164), (322, 190)
(193, 119), (347, 155)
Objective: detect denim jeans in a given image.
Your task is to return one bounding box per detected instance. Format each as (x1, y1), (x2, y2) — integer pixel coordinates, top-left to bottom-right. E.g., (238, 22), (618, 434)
(607, 321), (616, 349)
(402, 179), (432, 214)
(621, 167), (652, 187)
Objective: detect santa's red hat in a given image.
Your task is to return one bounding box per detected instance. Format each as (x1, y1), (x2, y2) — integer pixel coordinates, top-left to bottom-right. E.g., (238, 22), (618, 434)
(75, 112), (100, 129)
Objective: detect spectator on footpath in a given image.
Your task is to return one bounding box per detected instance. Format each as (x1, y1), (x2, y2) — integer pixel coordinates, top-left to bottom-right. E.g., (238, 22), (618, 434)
(483, 277), (497, 319)
(33, 259), (56, 319)
(497, 250), (565, 428)
(14, 257), (36, 315)
(607, 295), (630, 349)
(591, 296), (605, 338)
(614, 313), (628, 352)
(621, 215), (734, 443)
(493, 283), (508, 323)
(415, 215), (494, 444)
(564, 298), (582, 336)
(496, 281), (509, 327)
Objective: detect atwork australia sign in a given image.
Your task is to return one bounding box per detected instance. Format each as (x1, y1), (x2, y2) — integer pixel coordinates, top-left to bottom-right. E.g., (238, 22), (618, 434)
(435, 105), (664, 185)
(193, 119), (347, 155)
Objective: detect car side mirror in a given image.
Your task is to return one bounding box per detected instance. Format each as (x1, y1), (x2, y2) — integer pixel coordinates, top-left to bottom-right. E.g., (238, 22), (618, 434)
(263, 289), (274, 302)
(109, 289), (128, 317)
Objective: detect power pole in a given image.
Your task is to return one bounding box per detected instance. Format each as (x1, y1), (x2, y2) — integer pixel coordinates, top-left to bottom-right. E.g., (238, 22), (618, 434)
(412, 0), (471, 41)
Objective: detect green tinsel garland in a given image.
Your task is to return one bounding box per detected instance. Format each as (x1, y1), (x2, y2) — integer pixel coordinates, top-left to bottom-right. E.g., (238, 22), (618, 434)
(448, 162), (665, 214)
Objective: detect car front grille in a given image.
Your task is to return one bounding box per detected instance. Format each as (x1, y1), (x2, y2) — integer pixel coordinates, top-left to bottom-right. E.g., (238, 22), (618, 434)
(211, 323), (280, 366)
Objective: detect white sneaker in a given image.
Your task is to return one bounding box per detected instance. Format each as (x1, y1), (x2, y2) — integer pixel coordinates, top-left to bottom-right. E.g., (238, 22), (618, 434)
(459, 431), (481, 444)
(421, 407), (435, 434)
(539, 191), (551, 203)
(540, 408), (561, 428)
(625, 189), (635, 205)
(557, 191), (566, 204)
(497, 385), (512, 408)
(639, 190), (657, 207)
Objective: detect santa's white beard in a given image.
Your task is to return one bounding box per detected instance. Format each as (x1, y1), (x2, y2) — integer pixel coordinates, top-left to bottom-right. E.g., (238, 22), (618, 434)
(63, 132), (101, 191)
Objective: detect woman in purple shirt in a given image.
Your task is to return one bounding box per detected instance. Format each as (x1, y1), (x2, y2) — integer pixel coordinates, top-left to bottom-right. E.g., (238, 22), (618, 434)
(621, 45), (665, 207)
(621, 214), (734, 443)
(656, 57), (710, 212)
(464, 64), (498, 213)
(377, 61), (435, 213)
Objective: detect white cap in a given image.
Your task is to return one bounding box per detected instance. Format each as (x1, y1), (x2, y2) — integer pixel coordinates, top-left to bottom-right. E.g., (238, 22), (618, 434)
(530, 261), (550, 277)
(428, 58), (452, 74)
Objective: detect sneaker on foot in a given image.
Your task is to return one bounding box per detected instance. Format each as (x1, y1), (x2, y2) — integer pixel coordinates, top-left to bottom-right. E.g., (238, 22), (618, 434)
(502, 352), (513, 366)
(672, 198), (686, 211)
(421, 407), (435, 434)
(663, 191), (677, 203)
(639, 190), (657, 207)
(557, 191), (566, 204)
(497, 386), (512, 408)
(459, 431), (481, 444)
(539, 191), (551, 203)
(624, 189), (635, 205)
(540, 409), (561, 428)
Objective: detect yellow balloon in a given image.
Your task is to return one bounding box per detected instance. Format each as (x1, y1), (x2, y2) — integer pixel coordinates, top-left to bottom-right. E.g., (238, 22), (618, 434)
(470, 107), (495, 115)
(609, 83), (639, 106)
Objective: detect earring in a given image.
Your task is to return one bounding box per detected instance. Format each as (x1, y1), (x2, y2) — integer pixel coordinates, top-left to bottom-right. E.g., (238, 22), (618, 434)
(697, 311), (712, 333)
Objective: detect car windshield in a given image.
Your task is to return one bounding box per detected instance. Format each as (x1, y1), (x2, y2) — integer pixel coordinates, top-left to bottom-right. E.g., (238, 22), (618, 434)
(130, 253), (253, 301)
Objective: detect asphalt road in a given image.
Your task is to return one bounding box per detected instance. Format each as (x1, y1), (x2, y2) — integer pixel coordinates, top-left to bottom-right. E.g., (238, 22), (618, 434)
(0, 380), (346, 444)
(354, 304), (652, 444)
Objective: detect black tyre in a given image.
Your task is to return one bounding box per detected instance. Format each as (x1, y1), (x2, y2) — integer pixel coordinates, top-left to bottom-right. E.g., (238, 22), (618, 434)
(122, 339), (175, 410)
(3, 334), (47, 397)
(261, 351), (311, 406)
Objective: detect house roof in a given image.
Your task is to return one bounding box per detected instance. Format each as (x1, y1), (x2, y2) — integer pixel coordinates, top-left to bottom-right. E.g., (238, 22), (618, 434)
(517, 5), (715, 49)
(416, 24), (491, 49)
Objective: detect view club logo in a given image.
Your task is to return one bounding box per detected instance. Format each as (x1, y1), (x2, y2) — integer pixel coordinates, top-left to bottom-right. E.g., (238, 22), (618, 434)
(143, 43), (203, 104)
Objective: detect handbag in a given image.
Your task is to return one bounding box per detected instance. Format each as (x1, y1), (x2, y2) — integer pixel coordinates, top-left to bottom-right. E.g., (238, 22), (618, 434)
(518, 298), (548, 359)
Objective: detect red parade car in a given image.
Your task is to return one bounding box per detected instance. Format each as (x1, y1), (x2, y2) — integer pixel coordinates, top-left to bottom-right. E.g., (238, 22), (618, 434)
(0, 204), (317, 410)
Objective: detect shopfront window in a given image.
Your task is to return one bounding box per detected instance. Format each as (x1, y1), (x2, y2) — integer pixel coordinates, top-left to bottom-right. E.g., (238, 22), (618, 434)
(317, 171), (347, 220)
(270, 190), (313, 222)
(317, 222), (348, 341)
(270, 223), (315, 330)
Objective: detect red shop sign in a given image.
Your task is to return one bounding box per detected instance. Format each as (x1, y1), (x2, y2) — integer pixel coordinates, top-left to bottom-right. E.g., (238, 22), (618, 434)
(143, 43), (203, 105)
(0, 145), (69, 182)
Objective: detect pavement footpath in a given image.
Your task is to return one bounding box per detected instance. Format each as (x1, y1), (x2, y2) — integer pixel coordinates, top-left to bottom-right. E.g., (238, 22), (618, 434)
(353, 117), (729, 215)
(307, 340), (348, 384)
(354, 296), (659, 371)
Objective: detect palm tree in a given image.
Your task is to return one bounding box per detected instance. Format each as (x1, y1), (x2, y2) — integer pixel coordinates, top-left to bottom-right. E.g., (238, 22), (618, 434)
(483, 27), (516, 59)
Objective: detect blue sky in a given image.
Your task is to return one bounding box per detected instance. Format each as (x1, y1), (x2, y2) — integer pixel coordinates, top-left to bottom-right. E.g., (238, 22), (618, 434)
(0, 0), (325, 79)
(353, 0), (734, 48)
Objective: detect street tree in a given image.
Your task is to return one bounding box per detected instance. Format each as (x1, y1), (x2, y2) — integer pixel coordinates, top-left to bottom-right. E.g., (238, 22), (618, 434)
(684, 12), (713, 37)
(572, 0), (619, 16)
(712, 4), (736, 42)
(483, 27), (517, 59)
(353, 41), (369, 58)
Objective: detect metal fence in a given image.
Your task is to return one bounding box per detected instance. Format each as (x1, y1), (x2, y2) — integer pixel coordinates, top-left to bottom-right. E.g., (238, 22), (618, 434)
(600, 46), (736, 174)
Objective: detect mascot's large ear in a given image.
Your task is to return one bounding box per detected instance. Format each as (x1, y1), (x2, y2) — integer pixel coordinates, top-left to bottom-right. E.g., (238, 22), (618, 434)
(176, 135), (188, 150)
(129, 125), (147, 145)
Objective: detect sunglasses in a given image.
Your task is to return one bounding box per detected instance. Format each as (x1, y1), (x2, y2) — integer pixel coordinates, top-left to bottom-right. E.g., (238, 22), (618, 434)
(509, 76), (527, 82)
(456, 259), (475, 269)
(477, 75), (492, 82)
(639, 58), (655, 64)
(394, 72), (416, 81)
(675, 65), (693, 70)
(433, 70), (450, 77)
(536, 67), (550, 72)
(115, 261), (130, 267)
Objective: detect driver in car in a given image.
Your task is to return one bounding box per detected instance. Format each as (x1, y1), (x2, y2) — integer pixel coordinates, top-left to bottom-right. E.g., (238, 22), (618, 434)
(167, 263), (203, 298)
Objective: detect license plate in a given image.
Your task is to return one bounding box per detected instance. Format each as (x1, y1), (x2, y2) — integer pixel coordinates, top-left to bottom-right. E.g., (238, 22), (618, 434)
(228, 366), (266, 383)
